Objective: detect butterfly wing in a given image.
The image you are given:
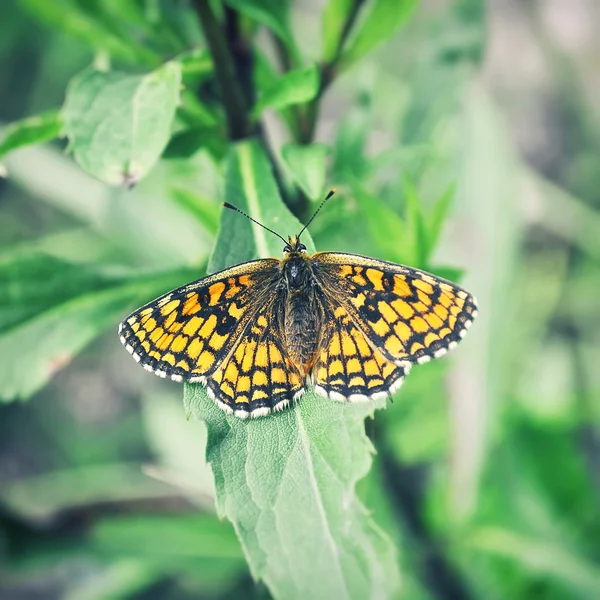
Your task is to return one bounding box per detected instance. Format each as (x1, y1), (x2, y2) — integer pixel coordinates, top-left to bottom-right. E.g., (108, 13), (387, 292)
(206, 297), (305, 418)
(118, 259), (280, 382)
(312, 300), (408, 402)
(311, 252), (477, 398)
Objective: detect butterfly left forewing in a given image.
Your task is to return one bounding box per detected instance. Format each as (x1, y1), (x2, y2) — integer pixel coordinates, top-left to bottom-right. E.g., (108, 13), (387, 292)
(119, 259), (280, 382)
(312, 252), (477, 367)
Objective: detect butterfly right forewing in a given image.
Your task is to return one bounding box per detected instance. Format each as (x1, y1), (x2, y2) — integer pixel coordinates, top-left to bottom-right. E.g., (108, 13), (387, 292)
(312, 252), (478, 368)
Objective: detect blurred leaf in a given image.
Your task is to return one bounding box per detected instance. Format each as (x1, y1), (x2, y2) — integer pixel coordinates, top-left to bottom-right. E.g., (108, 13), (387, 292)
(163, 126), (227, 160)
(0, 254), (198, 401)
(0, 463), (178, 522)
(524, 166), (600, 261)
(350, 178), (413, 265)
(142, 392), (215, 501)
(450, 82), (524, 521)
(225, 0), (296, 50)
(92, 514), (247, 591)
(64, 560), (158, 600)
(93, 514), (242, 560)
(341, 0), (418, 68)
(176, 47), (214, 82)
(281, 142), (329, 201)
(322, 0), (353, 63)
(61, 62), (181, 186)
(0, 251), (117, 332)
(170, 188), (220, 235)
(0, 110), (62, 163)
(466, 527), (600, 597)
(331, 98), (370, 178)
(383, 360), (449, 463)
(20, 0), (160, 65)
(178, 89), (221, 128)
(426, 182), (455, 258)
(184, 139), (401, 599)
(402, 175), (429, 267)
(253, 65), (319, 118)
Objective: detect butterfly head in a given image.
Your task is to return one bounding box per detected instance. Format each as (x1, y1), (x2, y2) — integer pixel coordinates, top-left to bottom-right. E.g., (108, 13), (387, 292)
(283, 235), (307, 254)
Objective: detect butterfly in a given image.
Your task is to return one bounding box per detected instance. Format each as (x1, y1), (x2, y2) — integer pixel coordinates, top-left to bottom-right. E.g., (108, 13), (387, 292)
(119, 190), (477, 418)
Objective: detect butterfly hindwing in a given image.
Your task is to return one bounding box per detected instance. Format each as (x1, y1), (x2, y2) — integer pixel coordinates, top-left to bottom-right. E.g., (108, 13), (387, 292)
(119, 259), (280, 381)
(313, 302), (408, 402)
(206, 299), (305, 417)
(312, 252), (478, 368)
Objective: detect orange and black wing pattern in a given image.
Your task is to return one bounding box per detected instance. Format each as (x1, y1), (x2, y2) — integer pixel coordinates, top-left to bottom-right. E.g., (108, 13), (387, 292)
(118, 259), (280, 387)
(311, 252), (477, 399)
(312, 301), (407, 403)
(206, 299), (305, 417)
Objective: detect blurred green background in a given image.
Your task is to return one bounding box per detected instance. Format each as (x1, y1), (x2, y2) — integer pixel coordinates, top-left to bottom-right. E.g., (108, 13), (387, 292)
(1, 0), (600, 598)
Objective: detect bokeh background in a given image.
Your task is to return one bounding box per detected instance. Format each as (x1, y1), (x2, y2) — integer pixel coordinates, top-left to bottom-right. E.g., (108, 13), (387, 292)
(1, 0), (600, 598)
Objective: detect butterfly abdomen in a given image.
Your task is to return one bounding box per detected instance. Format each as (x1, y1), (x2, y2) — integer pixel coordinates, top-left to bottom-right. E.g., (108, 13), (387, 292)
(280, 254), (322, 372)
(283, 291), (322, 373)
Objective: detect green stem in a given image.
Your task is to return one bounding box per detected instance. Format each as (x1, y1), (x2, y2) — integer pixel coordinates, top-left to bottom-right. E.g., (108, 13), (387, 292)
(298, 0), (366, 144)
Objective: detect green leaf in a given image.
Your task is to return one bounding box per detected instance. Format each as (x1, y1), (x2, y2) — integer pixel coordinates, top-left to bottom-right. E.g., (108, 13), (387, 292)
(0, 463), (177, 521)
(176, 47), (214, 82)
(0, 251), (198, 401)
(92, 514), (243, 561)
(281, 143), (329, 201)
(341, 0), (418, 68)
(184, 140), (401, 599)
(170, 188), (220, 235)
(92, 514), (247, 590)
(61, 62), (181, 186)
(350, 178), (414, 265)
(466, 527), (600, 597)
(322, 0), (354, 62)
(331, 99), (371, 178)
(402, 175), (429, 267)
(20, 0), (160, 65)
(253, 65), (319, 118)
(224, 0), (296, 50)
(0, 110), (62, 163)
(427, 182), (455, 254)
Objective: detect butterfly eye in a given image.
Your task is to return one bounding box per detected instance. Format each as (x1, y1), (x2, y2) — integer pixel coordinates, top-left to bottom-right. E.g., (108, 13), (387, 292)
(283, 245), (292, 253)
(299, 244), (307, 252)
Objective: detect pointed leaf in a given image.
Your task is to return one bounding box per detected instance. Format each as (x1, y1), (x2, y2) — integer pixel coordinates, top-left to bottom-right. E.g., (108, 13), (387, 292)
(401, 175), (429, 267)
(350, 177), (414, 265)
(341, 0), (418, 68)
(253, 65), (319, 118)
(427, 182), (455, 253)
(0, 110), (62, 163)
(61, 62), (181, 186)
(225, 0), (296, 49)
(281, 142), (329, 201)
(322, 0), (354, 62)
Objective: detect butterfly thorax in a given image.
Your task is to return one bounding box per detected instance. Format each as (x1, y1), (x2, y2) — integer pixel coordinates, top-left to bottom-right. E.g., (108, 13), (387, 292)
(280, 251), (322, 373)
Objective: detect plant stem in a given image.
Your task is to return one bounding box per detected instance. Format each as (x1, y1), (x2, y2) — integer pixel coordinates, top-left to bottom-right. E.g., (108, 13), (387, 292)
(298, 0), (366, 144)
(192, 0), (251, 139)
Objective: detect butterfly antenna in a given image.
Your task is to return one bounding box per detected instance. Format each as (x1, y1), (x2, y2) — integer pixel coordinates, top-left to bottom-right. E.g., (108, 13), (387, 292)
(297, 189), (336, 239)
(222, 202), (288, 245)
